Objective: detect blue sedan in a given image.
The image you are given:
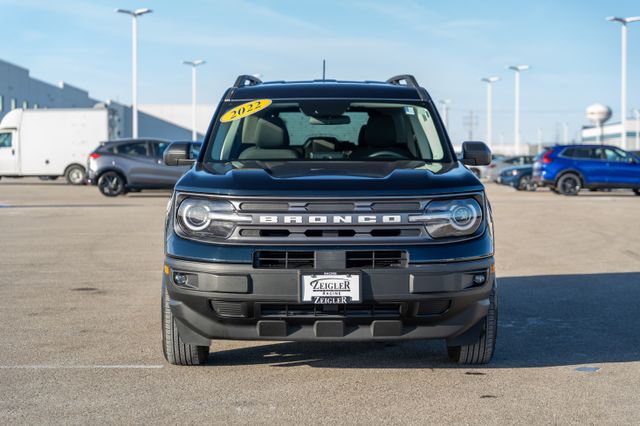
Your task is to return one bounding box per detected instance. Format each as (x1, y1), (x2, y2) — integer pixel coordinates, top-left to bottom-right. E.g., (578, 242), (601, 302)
(497, 164), (536, 191)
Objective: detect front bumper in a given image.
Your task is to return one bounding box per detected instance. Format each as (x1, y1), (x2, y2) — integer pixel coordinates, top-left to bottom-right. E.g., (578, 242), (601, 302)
(164, 255), (495, 344)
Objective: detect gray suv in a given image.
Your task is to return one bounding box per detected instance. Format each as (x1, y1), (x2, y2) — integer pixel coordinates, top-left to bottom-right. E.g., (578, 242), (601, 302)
(87, 138), (200, 196)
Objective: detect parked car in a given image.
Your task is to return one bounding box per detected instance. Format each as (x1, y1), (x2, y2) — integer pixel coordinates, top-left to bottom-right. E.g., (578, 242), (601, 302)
(160, 74), (497, 366)
(533, 144), (640, 195)
(467, 154), (505, 179)
(497, 164), (536, 191)
(87, 138), (201, 196)
(486, 155), (534, 182)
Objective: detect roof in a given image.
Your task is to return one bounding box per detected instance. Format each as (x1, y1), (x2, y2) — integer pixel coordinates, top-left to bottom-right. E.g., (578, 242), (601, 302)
(227, 75), (428, 101)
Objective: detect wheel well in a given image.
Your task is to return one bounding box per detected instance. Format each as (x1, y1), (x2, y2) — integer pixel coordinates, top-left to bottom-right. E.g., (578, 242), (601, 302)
(555, 170), (583, 186)
(98, 168), (127, 185)
(64, 163), (86, 174)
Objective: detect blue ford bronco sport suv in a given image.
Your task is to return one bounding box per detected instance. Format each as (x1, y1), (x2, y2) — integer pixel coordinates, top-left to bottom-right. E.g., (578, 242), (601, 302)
(161, 75), (496, 365)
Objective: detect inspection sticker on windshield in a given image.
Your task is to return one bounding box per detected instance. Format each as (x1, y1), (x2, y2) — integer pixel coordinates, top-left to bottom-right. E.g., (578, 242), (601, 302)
(220, 99), (272, 122)
(301, 273), (361, 304)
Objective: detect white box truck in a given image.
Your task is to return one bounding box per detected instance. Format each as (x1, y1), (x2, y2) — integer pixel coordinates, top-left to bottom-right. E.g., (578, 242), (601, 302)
(0, 108), (112, 184)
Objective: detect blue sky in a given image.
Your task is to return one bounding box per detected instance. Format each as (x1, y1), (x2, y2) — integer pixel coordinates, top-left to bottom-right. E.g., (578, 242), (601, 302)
(2, 0), (640, 144)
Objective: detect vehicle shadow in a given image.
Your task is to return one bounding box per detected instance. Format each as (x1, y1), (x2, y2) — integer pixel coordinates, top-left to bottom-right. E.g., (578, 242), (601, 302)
(204, 272), (640, 369)
(0, 181), (67, 186)
(126, 192), (172, 199)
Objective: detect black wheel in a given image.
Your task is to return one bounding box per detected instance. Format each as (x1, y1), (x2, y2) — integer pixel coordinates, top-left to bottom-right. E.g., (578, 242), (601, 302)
(516, 175), (532, 191)
(97, 171), (125, 197)
(556, 173), (581, 196)
(447, 286), (497, 365)
(162, 286), (209, 366)
(634, 189), (640, 196)
(64, 165), (85, 185)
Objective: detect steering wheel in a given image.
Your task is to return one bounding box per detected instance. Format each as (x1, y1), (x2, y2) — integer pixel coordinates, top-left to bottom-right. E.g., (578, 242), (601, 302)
(366, 150), (408, 159)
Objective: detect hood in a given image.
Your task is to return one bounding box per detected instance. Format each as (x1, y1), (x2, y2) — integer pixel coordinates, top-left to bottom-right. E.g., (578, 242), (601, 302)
(501, 164), (533, 174)
(175, 160), (483, 197)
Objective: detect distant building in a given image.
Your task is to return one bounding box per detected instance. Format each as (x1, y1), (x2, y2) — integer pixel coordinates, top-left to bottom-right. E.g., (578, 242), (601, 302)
(0, 59), (98, 118)
(0, 58), (209, 141)
(581, 121), (640, 150)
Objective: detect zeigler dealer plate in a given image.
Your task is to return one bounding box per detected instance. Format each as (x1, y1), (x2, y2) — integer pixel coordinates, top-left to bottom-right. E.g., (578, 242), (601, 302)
(301, 273), (361, 304)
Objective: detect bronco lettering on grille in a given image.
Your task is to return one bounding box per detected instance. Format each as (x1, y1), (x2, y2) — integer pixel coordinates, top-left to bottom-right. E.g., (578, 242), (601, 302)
(257, 215), (402, 225)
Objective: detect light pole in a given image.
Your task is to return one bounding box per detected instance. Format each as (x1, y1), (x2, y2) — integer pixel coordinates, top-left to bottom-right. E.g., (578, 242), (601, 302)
(562, 122), (569, 144)
(183, 60), (206, 141)
(115, 8), (152, 138)
(439, 99), (452, 130)
(481, 76), (500, 149)
(507, 65), (530, 154)
(634, 109), (640, 149)
(607, 16), (640, 150)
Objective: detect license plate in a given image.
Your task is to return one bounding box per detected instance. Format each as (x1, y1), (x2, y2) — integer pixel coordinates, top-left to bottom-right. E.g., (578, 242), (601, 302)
(301, 273), (361, 304)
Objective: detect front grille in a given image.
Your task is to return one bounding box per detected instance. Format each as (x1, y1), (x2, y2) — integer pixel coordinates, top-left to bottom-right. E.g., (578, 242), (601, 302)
(230, 197), (434, 245)
(254, 251), (315, 269)
(346, 251), (407, 268)
(259, 303), (404, 318)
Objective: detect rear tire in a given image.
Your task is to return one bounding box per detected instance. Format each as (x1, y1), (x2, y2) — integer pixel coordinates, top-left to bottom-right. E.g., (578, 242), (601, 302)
(64, 165), (85, 185)
(447, 286), (497, 365)
(556, 173), (581, 196)
(97, 171), (125, 197)
(162, 286), (209, 366)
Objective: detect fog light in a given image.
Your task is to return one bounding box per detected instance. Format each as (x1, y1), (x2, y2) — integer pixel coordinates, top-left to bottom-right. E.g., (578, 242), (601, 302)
(173, 272), (188, 286)
(473, 274), (486, 285)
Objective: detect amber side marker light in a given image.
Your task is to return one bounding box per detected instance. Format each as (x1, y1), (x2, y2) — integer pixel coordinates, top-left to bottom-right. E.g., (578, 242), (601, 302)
(164, 265), (170, 275)
(490, 264), (495, 274)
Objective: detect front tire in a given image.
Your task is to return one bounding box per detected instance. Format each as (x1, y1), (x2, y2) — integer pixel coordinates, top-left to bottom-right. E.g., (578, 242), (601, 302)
(516, 175), (534, 191)
(162, 286), (209, 366)
(556, 173), (581, 196)
(65, 165), (86, 185)
(97, 171), (125, 197)
(447, 287), (497, 365)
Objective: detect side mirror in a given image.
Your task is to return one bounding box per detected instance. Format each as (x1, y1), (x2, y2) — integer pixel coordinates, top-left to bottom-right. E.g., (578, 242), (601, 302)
(461, 141), (491, 166)
(164, 141), (197, 166)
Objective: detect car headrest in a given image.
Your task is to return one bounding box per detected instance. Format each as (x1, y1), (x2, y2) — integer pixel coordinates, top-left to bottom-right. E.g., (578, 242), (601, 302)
(363, 114), (396, 147)
(358, 125), (368, 145)
(242, 116), (289, 148)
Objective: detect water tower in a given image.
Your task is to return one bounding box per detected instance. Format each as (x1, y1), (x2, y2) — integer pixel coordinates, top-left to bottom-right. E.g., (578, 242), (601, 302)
(586, 104), (612, 144)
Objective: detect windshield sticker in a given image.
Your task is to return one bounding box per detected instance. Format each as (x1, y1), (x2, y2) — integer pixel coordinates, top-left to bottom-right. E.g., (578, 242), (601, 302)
(220, 99), (272, 122)
(404, 106), (415, 115)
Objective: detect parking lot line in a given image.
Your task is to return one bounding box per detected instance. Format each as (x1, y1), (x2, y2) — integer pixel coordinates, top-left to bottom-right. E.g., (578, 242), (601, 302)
(0, 365), (164, 369)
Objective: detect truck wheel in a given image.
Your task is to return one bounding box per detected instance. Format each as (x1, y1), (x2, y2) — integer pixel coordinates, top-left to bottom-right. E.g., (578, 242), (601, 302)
(97, 171), (125, 197)
(447, 287), (497, 365)
(65, 165), (86, 185)
(162, 286), (209, 366)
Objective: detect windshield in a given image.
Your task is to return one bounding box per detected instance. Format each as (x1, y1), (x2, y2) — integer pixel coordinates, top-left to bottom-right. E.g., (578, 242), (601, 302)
(204, 100), (452, 163)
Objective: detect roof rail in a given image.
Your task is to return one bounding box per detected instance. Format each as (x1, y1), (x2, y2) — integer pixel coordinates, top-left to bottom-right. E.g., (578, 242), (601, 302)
(386, 74), (429, 102)
(386, 74), (420, 88)
(232, 74), (263, 89)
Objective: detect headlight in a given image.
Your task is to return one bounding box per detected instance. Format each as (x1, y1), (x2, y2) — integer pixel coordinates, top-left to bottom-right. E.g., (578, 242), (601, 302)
(175, 197), (250, 240)
(510, 169), (519, 176)
(409, 198), (483, 238)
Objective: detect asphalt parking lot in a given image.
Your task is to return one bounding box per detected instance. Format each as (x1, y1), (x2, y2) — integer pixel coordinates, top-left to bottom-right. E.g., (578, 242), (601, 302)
(1, 179), (639, 424)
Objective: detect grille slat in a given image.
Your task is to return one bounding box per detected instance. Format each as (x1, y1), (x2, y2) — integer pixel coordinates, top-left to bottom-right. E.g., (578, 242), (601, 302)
(346, 251), (408, 269)
(260, 303), (403, 318)
(254, 251), (315, 269)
